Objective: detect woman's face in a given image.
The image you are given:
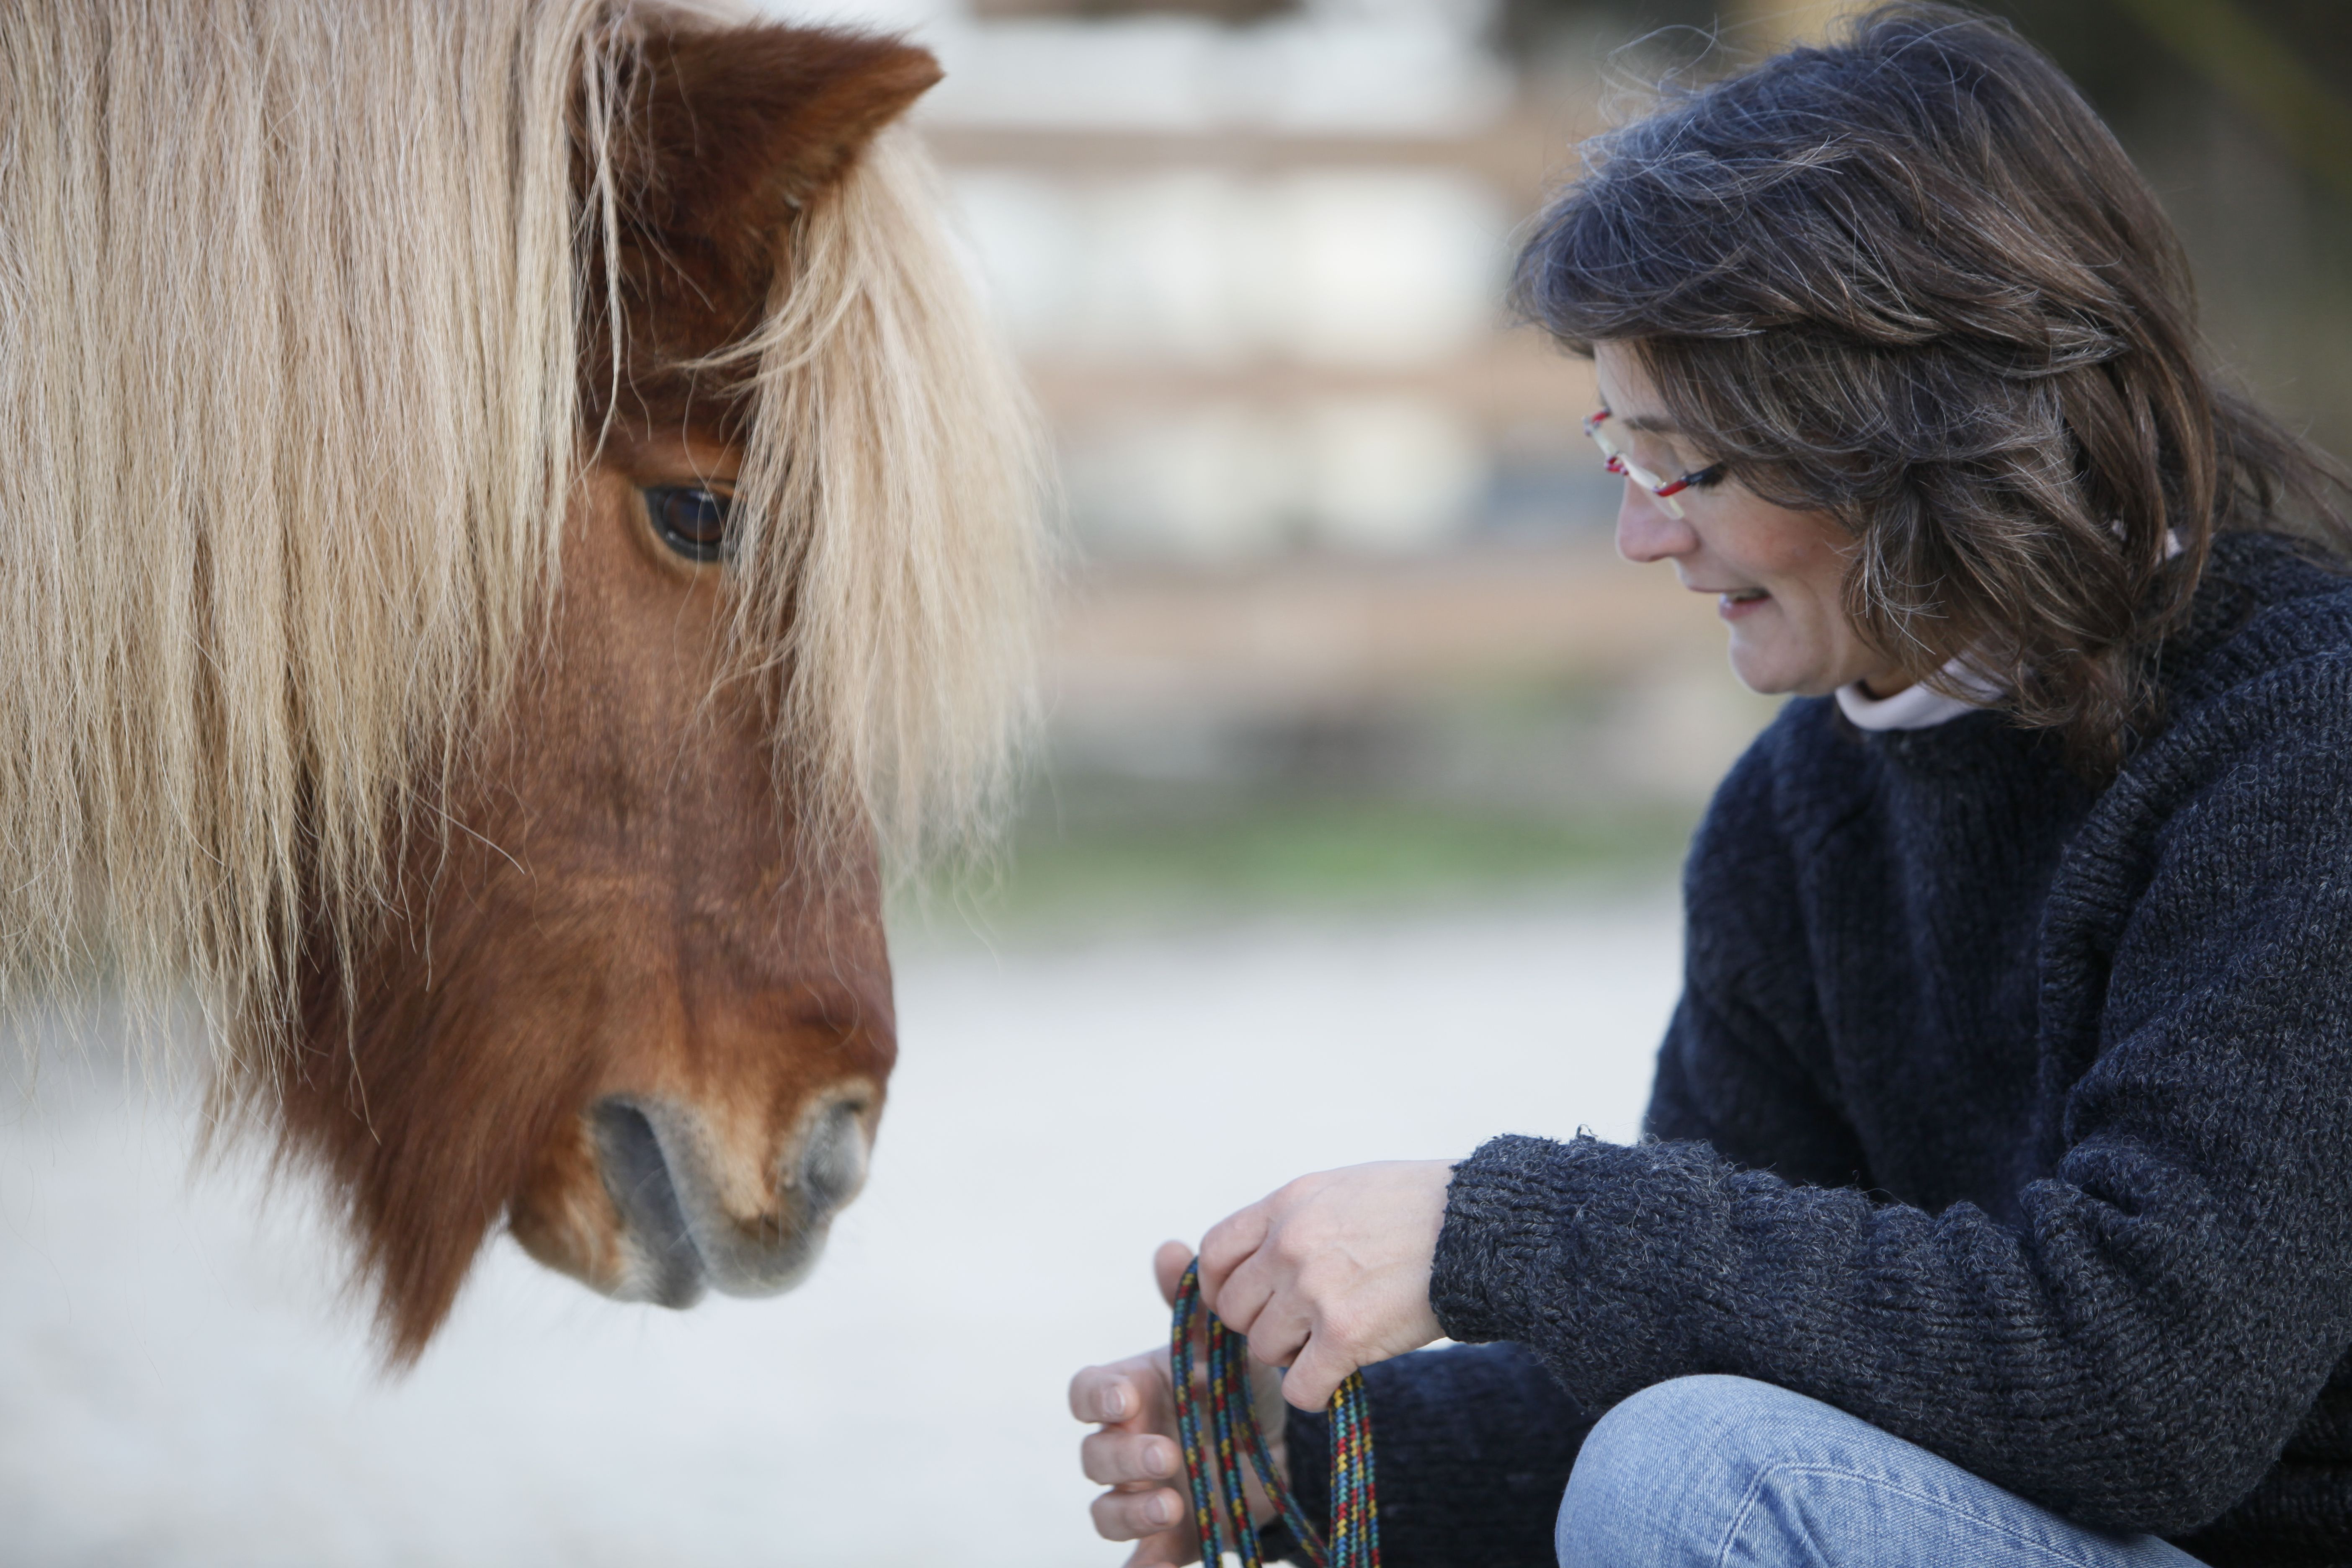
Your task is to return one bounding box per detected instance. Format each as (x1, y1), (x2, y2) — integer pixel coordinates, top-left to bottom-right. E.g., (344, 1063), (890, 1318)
(1593, 342), (1904, 699)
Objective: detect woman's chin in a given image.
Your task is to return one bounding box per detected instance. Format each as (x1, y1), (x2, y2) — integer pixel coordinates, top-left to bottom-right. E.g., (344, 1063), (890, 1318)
(1727, 641), (1805, 698)
(1725, 609), (1870, 698)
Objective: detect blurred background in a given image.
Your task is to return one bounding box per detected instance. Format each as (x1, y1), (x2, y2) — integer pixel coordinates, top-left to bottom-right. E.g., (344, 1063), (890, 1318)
(6, 2), (2348, 1564)
(897, 0), (2352, 928)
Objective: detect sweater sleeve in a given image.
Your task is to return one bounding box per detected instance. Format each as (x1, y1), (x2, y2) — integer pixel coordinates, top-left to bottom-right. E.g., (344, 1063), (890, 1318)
(1271, 1342), (1591, 1568)
(1429, 690), (2352, 1538)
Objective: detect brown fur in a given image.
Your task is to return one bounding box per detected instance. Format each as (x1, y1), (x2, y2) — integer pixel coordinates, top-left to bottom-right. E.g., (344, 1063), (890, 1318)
(275, 18), (931, 1363)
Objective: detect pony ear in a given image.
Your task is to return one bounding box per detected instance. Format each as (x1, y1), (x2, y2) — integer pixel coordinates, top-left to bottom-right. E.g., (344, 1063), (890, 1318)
(623, 25), (940, 232)
(597, 24), (941, 371)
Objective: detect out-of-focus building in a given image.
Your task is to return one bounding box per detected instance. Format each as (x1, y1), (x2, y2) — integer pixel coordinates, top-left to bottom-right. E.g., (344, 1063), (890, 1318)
(775, 0), (2352, 913)
(796, 0), (1779, 878)
(921, 0), (1593, 566)
(820, 0), (1896, 578)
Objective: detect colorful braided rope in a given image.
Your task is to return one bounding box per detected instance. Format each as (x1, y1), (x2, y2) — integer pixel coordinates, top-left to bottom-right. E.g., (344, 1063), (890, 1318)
(1170, 1260), (1380, 1568)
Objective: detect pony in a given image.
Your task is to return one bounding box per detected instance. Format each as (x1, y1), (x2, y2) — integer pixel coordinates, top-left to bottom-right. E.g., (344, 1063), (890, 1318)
(0, 0), (1039, 1363)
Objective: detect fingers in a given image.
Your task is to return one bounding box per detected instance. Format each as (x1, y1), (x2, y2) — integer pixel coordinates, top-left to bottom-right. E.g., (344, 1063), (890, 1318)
(1072, 1363), (1143, 1429)
(1210, 1250), (1273, 1336)
(1281, 1329), (1352, 1411)
(1219, 1265), (1314, 1370)
(1077, 1352), (1199, 1560)
(1196, 1200), (1271, 1306)
(1090, 1484), (1191, 1543)
(1244, 1302), (1312, 1369)
(1078, 1245), (1209, 1563)
(1082, 1428), (1183, 1487)
(1154, 1238), (1191, 1307)
(1213, 1232), (1308, 1363)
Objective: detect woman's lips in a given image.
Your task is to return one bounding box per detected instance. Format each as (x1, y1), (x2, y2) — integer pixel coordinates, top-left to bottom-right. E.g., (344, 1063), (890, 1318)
(1716, 587), (1771, 621)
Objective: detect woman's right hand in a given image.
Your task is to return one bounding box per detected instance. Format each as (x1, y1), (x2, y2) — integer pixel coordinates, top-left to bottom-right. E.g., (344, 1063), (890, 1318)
(1070, 1240), (1282, 1567)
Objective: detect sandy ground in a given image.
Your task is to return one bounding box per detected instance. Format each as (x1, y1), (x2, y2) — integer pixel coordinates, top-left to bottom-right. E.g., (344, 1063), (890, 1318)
(0, 893), (1680, 1567)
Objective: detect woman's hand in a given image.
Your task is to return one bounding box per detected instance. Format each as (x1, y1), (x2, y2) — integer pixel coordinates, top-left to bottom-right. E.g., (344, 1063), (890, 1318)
(1070, 1240), (1283, 1567)
(1198, 1160), (1454, 1410)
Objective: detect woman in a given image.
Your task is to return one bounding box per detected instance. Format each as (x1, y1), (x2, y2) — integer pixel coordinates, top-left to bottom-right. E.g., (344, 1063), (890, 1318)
(1068, 6), (2352, 1566)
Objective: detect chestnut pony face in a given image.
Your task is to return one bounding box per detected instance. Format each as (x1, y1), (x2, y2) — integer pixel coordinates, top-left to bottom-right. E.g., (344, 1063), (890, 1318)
(275, 24), (957, 1361)
(3, 0), (1029, 1365)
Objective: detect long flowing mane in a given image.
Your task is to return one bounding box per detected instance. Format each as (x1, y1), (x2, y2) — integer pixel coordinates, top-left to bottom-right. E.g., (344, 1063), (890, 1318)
(0, 0), (1037, 1070)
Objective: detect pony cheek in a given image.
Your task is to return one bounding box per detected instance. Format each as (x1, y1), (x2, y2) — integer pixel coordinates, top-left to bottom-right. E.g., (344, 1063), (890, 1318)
(507, 1113), (637, 1299)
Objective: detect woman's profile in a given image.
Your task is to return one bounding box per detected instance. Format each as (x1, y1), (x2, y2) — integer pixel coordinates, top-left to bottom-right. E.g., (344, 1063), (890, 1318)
(1070, 5), (2352, 1565)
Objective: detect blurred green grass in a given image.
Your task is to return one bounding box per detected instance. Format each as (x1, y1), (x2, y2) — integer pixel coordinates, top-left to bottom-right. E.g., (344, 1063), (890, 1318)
(909, 796), (1700, 942)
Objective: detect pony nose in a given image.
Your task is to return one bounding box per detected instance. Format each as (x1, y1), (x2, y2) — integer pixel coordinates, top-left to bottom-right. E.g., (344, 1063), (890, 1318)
(789, 1095), (869, 1214)
(588, 1101), (703, 1307)
(584, 1089), (874, 1309)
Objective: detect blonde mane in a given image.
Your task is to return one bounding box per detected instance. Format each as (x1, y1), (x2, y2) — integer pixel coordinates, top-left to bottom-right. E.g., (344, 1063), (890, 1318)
(0, 0), (1039, 1069)
(719, 127), (1042, 865)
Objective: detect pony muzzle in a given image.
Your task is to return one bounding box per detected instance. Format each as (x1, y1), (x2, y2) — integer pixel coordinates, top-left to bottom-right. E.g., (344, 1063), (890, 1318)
(513, 1088), (876, 1309)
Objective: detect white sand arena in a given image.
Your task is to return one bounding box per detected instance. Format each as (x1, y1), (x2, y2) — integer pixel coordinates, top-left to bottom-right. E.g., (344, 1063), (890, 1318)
(0, 895), (1678, 1566)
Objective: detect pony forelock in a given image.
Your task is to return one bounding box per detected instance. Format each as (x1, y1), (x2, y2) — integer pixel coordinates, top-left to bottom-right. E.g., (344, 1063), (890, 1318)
(709, 126), (1044, 872)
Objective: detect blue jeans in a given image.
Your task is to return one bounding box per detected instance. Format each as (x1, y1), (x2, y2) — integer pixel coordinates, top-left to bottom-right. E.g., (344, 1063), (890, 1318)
(1556, 1376), (2205, 1568)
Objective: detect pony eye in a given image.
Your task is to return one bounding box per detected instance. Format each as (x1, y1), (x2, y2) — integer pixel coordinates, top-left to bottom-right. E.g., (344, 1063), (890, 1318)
(644, 485), (731, 563)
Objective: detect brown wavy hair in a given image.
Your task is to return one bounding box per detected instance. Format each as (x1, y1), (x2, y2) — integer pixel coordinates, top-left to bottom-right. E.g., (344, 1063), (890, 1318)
(1515, 3), (2352, 772)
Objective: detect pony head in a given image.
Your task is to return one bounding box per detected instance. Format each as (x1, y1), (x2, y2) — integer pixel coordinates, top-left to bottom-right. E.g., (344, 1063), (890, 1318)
(0, 0), (1039, 1361)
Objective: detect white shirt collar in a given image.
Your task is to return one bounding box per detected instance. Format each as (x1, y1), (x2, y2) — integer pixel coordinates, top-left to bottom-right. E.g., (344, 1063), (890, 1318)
(1835, 656), (2006, 732)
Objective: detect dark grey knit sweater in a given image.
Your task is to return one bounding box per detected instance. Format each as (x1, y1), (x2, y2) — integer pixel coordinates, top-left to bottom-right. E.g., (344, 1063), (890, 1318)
(1279, 532), (2352, 1568)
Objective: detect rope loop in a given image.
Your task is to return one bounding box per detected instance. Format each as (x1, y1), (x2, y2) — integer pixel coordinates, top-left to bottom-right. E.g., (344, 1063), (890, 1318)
(1170, 1259), (1380, 1568)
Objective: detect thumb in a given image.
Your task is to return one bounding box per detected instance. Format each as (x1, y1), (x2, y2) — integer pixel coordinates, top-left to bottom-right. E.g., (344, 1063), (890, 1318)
(1154, 1239), (1193, 1308)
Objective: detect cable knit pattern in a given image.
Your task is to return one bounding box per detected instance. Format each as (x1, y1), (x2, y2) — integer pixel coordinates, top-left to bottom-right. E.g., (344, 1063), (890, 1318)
(1284, 534), (2352, 1568)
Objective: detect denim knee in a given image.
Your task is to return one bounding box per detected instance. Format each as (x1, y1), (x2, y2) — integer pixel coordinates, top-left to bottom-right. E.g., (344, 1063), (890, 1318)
(1555, 1375), (1813, 1568)
(1552, 1375), (2203, 1568)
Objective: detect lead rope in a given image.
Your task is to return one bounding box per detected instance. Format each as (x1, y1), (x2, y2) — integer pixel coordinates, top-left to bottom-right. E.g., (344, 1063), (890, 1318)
(1170, 1259), (1380, 1568)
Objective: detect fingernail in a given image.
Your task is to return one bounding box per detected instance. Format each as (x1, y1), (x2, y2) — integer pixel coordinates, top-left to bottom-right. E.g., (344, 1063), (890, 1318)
(1140, 1441), (1168, 1477)
(1149, 1494), (1176, 1526)
(1099, 1385), (1129, 1421)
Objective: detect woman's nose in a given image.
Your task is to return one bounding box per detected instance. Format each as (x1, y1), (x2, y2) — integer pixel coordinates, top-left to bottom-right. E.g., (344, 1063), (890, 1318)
(1615, 482), (1698, 564)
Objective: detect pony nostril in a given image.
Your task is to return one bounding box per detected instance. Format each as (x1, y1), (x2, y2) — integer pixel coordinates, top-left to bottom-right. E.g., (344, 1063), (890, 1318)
(792, 1100), (869, 1215)
(572, 1092), (869, 1304)
(589, 1099), (705, 1309)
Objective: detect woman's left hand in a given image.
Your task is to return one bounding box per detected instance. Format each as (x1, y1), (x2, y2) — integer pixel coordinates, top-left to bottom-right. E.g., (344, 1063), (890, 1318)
(1197, 1160), (1456, 1410)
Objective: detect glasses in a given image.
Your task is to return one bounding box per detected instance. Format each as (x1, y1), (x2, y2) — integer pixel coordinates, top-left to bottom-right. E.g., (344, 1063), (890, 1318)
(1583, 406), (1724, 518)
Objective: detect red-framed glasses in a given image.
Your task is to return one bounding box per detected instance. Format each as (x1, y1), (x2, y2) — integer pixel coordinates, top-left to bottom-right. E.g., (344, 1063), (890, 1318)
(1583, 406), (1723, 518)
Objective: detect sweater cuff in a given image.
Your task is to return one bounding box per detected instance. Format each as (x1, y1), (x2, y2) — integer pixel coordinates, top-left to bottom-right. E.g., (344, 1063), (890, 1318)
(1431, 1131), (1615, 1345)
